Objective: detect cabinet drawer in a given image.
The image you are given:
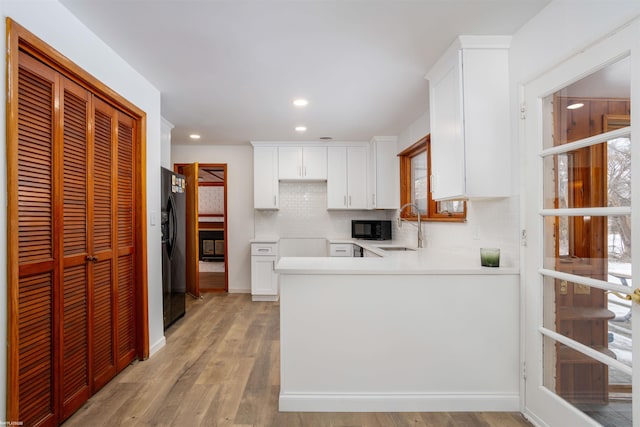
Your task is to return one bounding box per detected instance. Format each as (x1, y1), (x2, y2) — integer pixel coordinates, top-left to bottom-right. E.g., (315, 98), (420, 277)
(252, 243), (278, 256)
(330, 244), (353, 257)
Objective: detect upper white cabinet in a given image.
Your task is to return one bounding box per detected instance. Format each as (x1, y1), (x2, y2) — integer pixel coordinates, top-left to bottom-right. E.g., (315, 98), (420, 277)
(370, 136), (399, 209)
(252, 145), (279, 209)
(327, 145), (369, 210)
(426, 35), (511, 201)
(278, 146), (327, 180)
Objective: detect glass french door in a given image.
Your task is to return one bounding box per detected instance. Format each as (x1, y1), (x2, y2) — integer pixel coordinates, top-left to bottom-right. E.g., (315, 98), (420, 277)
(523, 23), (638, 427)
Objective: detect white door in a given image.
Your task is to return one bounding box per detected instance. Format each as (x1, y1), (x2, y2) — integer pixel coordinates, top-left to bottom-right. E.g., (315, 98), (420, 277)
(522, 23), (638, 427)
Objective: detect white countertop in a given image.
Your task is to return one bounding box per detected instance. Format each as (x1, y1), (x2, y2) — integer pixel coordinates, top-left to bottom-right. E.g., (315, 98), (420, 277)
(277, 240), (518, 275)
(250, 237), (280, 244)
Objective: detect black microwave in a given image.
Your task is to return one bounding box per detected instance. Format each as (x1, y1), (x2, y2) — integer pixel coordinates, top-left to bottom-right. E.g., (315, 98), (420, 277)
(351, 220), (392, 240)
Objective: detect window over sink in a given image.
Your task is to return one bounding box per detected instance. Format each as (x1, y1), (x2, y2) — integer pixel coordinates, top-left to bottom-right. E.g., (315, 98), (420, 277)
(399, 135), (466, 222)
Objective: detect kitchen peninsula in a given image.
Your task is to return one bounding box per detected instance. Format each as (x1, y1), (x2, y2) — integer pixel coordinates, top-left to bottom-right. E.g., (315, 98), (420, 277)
(276, 246), (520, 412)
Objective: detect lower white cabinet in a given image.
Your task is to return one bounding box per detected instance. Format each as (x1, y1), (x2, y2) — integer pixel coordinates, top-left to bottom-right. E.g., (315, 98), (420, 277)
(251, 242), (279, 301)
(329, 243), (353, 257)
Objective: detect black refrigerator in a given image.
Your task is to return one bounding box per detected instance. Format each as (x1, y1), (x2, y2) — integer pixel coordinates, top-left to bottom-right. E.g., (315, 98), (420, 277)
(161, 167), (186, 329)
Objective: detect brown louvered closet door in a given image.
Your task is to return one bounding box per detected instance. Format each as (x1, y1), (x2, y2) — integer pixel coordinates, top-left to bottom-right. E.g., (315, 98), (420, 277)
(12, 49), (139, 426)
(16, 50), (58, 427)
(116, 114), (137, 371)
(59, 77), (92, 421)
(91, 98), (118, 392)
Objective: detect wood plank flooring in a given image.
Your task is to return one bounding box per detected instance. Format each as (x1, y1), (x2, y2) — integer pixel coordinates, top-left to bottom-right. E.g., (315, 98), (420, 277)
(64, 293), (533, 427)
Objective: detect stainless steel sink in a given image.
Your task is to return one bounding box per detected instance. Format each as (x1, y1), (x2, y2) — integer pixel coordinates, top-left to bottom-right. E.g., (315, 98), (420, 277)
(377, 246), (416, 251)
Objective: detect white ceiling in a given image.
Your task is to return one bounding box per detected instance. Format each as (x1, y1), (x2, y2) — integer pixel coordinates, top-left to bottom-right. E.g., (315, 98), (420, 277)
(60, 0), (551, 145)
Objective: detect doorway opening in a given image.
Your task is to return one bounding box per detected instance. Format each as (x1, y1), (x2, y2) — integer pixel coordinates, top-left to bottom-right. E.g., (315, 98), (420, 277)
(175, 163), (229, 295)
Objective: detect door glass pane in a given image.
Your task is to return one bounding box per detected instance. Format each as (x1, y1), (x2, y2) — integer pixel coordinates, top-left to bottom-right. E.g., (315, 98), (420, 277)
(543, 336), (632, 426)
(540, 55), (632, 422)
(543, 57), (630, 149)
(543, 137), (631, 210)
(543, 215), (632, 280)
(542, 276), (632, 369)
(410, 151), (427, 214)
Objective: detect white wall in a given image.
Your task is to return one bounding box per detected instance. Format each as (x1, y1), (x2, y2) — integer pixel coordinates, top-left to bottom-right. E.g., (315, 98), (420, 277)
(509, 0), (640, 196)
(0, 0), (165, 417)
(397, 111), (429, 153)
(171, 144), (255, 293)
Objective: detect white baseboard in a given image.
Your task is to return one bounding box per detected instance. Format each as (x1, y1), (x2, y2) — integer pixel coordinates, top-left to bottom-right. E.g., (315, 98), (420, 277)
(252, 294), (279, 301)
(228, 288), (250, 294)
(279, 392), (520, 412)
(149, 336), (166, 357)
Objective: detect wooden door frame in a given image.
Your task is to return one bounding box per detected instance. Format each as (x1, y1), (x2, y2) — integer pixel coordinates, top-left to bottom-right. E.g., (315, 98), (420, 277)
(5, 18), (149, 420)
(174, 163), (229, 293)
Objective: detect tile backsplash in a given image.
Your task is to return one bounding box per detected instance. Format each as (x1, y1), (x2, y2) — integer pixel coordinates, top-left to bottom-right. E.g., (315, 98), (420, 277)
(254, 182), (390, 238)
(392, 196), (520, 267)
(254, 182), (519, 268)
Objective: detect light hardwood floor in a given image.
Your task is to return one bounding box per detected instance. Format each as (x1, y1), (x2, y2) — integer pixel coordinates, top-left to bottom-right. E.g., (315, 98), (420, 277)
(65, 293), (532, 427)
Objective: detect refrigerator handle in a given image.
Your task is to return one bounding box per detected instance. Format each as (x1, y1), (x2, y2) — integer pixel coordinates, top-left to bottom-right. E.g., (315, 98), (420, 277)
(167, 194), (177, 258)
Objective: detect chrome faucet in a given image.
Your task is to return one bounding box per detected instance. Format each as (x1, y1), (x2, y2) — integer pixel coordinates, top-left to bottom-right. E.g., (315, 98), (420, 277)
(398, 202), (424, 248)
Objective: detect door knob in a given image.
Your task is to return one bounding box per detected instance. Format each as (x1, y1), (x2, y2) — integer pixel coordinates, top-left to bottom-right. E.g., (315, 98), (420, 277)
(609, 288), (640, 304)
(86, 255), (98, 262)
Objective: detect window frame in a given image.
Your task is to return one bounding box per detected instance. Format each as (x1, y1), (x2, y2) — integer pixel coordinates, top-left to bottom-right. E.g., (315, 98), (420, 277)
(399, 135), (466, 222)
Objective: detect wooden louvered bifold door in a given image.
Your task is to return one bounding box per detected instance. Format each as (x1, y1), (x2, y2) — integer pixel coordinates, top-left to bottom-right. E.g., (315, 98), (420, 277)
(11, 47), (140, 427)
(59, 77), (92, 421)
(91, 97), (117, 392)
(16, 51), (58, 427)
(116, 114), (137, 371)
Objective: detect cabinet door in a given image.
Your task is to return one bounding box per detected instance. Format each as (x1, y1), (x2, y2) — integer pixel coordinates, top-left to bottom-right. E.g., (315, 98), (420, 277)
(429, 50), (466, 200)
(251, 256), (277, 295)
(278, 146), (302, 179)
(371, 138), (399, 209)
(346, 146), (369, 209)
(327, 147), (348, 208)
(254, 147), (279, 209)
(302, 147), (327, 180)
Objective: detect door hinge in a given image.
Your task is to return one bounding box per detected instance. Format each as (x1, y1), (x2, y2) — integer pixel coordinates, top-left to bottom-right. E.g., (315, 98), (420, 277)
(522, 361), (527, 381)
(521, 229), (527, 247)
(520, 104), (526, 120)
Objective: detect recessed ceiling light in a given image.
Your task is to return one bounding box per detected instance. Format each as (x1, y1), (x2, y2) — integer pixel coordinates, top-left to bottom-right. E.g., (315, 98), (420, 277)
(295, 126), (307, 132)
(567, 103), (584, 110)
(189, 134), (201, 140)
(293, 99), (308, 107)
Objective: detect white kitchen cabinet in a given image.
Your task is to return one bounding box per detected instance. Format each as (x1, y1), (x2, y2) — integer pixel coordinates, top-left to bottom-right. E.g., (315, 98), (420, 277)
(253, 146), (279, 209)
(329, 243), (353, 257)
(278, 146), (327, 180)
(251, 242), (279, 301)
(370, 136), (399, 209)
(426, 35), (511, 201)
(327, 145), (369, 209)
